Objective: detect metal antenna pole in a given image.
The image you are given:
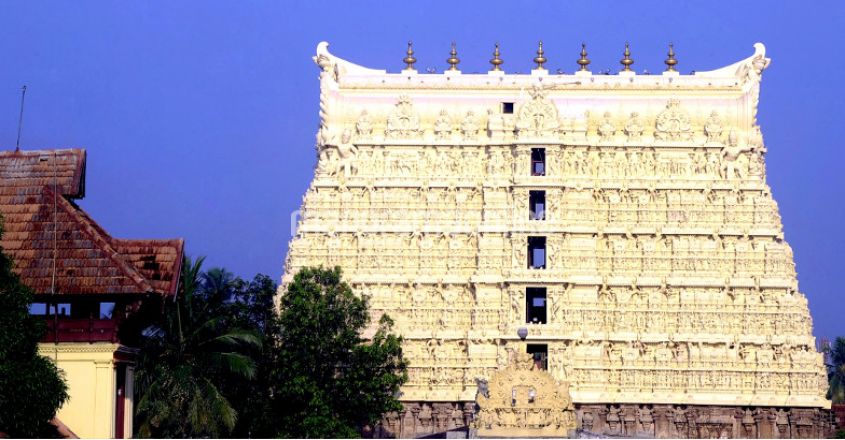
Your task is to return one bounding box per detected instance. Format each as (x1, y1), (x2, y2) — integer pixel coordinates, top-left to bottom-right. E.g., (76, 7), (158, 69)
(16, 85), (27, 151)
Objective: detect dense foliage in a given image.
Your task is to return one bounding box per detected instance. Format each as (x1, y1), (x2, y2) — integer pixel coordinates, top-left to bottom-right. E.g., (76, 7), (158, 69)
(134, 257), (262, 438)
(270, 266), (408, 438)
(827, 336), (845, 404)
(134, 262), (406, 438)
(0, 220), (68, 437)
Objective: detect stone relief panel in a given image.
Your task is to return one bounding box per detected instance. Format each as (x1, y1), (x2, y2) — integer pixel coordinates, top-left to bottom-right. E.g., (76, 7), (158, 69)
(288, 99), (821, 418)
(385, 95), (422, 139)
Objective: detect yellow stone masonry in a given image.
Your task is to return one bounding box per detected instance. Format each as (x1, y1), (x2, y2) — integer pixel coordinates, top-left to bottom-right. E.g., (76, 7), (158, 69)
(282, 42), (829, 411)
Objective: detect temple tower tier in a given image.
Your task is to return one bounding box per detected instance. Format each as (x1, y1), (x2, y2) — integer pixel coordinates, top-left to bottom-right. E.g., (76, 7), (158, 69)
(282, 42), (832, 438)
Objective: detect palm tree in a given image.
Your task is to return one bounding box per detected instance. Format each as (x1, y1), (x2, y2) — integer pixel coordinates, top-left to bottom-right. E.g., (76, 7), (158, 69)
(134, 256), (260, 438)
(828, 337), (845, 404)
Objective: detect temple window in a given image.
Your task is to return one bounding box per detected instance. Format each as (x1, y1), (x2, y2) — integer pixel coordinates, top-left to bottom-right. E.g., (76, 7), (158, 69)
(526, 287), (547, 324)
(528, 236), (546, 269)
(527, 344), (548, 370)
(531, 148), (545, 176)
(502, 102), (514, 114)
(529, 190), (546, 220)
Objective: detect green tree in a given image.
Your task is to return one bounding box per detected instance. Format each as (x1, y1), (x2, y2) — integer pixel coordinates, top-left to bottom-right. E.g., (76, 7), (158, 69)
(134, 256), (261, 438)
(827, 336), (845, 404)
(270, 266), (407, 438)
(0, 219), (68, 437)
(223, 273), (280, 438)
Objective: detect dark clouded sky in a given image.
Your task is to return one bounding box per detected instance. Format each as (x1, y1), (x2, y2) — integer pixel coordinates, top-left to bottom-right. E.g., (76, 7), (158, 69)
(0, 1), (843, 338)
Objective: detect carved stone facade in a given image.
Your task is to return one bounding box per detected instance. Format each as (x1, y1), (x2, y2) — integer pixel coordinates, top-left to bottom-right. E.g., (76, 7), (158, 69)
(284, 42), (832, 438)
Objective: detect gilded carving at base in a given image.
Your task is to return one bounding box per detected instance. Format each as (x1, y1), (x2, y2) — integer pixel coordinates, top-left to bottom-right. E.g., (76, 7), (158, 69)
(474, 350), (576, 438)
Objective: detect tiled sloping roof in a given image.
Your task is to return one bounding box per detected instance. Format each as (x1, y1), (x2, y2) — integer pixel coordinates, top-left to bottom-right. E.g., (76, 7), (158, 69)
(112, 239), (183, 295)
(0, 148), (183, 296)
(0, 149), (85, 197)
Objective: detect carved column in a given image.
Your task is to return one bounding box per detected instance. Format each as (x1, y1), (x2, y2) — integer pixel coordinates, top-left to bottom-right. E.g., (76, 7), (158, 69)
(622, 405), (638, 436)
(639, 405), (655, 437)
(606, 405), (622, 436)
(462, 402), (475, 430)
(754, 408), (776, 439)
(775, 408), (789, 438)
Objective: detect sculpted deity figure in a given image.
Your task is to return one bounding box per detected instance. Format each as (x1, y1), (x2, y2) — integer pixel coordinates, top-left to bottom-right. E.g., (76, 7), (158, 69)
(720, 129), (752, 179)
(705, 152), (719, 176)
(704, 110), (723, 144)
(334, 129), (358, 177)
(746, 126), (766, 178)
(461, 110), (479, 140)
(623, 111), (644, 141)
(317, 128), (358, 178)
(588, 148), (601, 177)
(355, 110), (373, 137)
(434, 109), (452, 140)
(515, 85), (559, 138)
(488, 148), (507, 176)
(654, 99), (692, 141)
(597, 111), (616, 142)
(613, 149), (628, 176)
(598, 284), (615, 304)
(642, 150), (656, 175)
(514, 242), (528, 269)
(315, 127), (337, 175)
(748, 151), (764, 178)
(692, 150), (707, 175)
(385, 95), (422, 139)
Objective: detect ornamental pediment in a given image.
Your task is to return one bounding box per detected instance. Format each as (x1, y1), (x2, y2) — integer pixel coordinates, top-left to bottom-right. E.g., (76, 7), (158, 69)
(515, 85), (560, 140)
(385, 95), (422, 140)
(474, 349), (577, 437)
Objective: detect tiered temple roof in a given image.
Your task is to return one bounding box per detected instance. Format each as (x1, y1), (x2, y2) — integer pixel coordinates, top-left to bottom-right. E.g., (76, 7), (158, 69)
(0, 148), (182, 296)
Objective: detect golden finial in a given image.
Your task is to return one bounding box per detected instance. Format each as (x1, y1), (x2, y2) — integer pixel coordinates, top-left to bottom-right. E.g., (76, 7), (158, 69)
(620, 42), (634, 72)
(489, 43), (503, 71)
(447, 42), (460, 71)
(533, 41), (547, 70)
(665, 43), (678, 72)
(403, 41), (417, 71)
(577, 43), (590, 71)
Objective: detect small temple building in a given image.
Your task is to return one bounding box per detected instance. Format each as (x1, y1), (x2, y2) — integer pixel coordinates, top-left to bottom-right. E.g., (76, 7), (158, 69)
(282, 41), (833, 438)
(0, 148), (183, 438)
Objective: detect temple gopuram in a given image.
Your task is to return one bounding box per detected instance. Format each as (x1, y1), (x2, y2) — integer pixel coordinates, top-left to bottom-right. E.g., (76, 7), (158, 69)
(0, 148), (183, 438)
(282, 41), (833, 438)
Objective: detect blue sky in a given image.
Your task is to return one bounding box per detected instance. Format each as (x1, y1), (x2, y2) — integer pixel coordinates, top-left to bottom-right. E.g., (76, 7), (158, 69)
(0, 1), (843, 338)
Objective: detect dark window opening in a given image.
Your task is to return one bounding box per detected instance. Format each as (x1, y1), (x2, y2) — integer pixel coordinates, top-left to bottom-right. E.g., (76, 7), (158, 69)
(502, 102), (514, 114)
(527, 344), (548, 370)
(528, 236), (546, 269)
(529, 190), (546, 220)
(531, 148), (545, 176)
(526, 287), (547, 324)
